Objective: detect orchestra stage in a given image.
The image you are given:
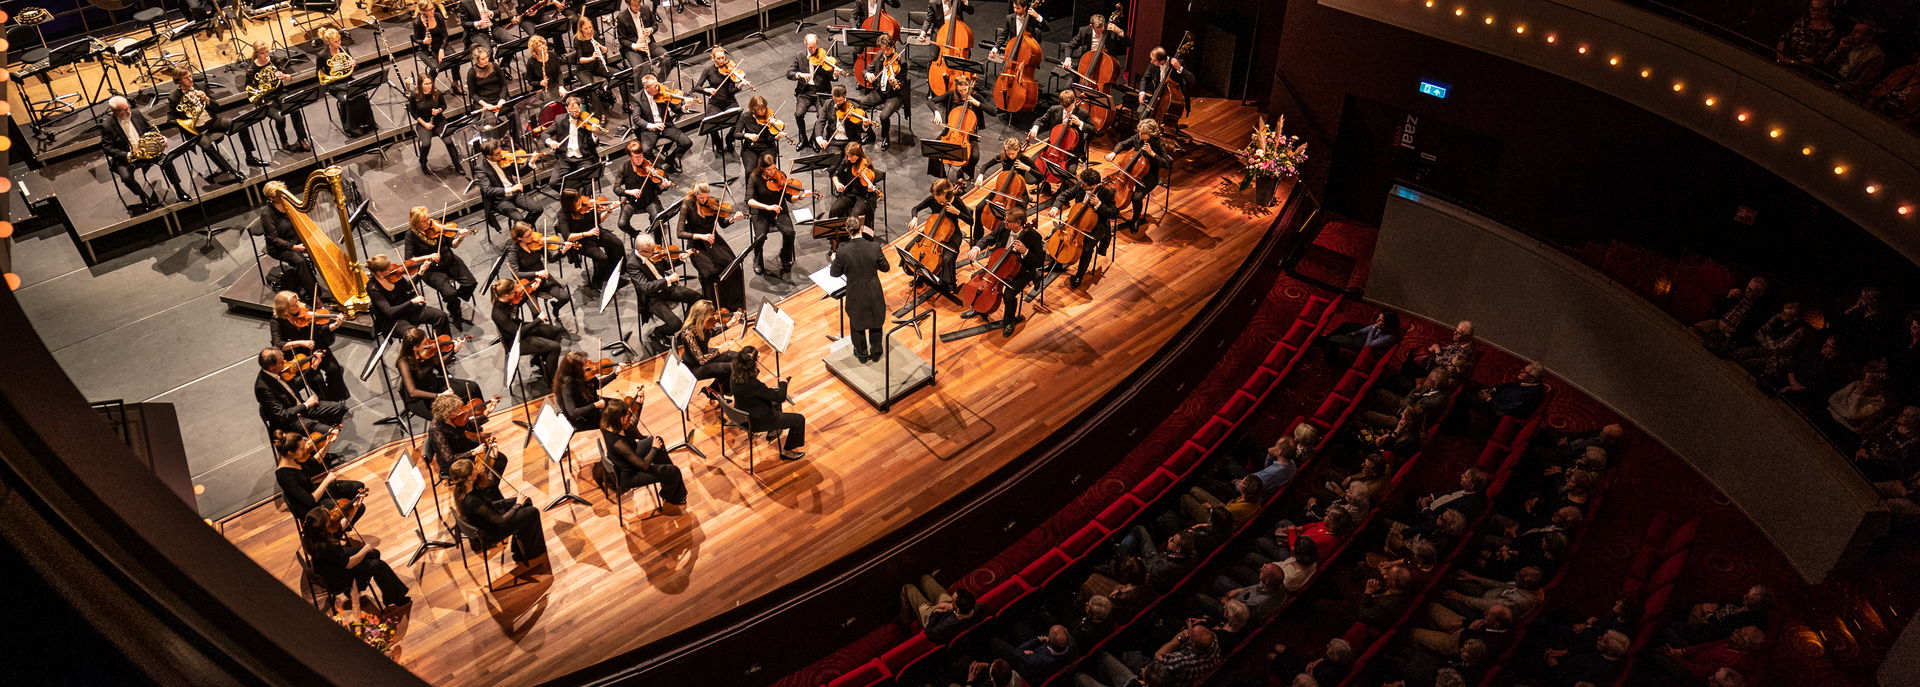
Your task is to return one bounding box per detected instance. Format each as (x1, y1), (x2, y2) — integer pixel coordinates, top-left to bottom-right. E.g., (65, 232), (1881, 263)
(215, 142), (1273, 686)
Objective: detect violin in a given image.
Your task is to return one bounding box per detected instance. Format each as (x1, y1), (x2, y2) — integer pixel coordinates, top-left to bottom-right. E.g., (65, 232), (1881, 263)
(418, 218), (470, 241)
(496, 148), (539, 166)
(277, 352), (322, 381)
(755, 112), (790, 140)
(851, 157), (883, 197)
(499, 278), (538, 305)
(718, 59), (755, 90)
(835, 101), (871, 126)
(517, 230), (580, 253)
(808, 48), (839, 71)
(446, 395), (503, 443)
(695, 195), (737, 218)
(573, 111), (603, 133)
(641, 243), (691, 262)
(380, 256), (434, 282)
(285, 304), (344, 329)
(764, 167), (820, 202)
(583, 357), (641, 379)
(630, 158), (669, 187)
(431, 333), (476, 357)
(652, 85), (699, 106)
(574, 194), (619, 214)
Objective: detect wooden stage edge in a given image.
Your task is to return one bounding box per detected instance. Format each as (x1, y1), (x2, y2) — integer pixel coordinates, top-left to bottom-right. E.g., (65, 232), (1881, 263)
(217, 143), (1287, 687)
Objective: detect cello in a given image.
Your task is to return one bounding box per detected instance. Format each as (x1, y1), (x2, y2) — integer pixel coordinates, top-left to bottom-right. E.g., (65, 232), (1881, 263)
(937, 81), (982, 170)
(1033, 98), (1084, 185)
(991, 0), (1045, 113)
(958, 244), (1022, 315)
(854, 6), (902, 89)
(1074, 4), (1126, 132)
(908, 200), (966, 273)
(973, 164), (1029, 236)
(1104, 147), (1154, 209)
(1042, 195), (1101, 268)
(926, 3), (975, 97)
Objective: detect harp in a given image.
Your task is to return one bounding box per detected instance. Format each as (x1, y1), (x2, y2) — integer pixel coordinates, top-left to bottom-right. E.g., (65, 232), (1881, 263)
(265, 168), (371, 316)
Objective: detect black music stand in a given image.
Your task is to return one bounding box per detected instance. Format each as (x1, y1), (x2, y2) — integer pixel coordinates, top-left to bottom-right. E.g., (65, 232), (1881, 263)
(559, 157), (605, 195)
(47, 39), (107, 116)
(698, 107), (742, 182)
(279, 86), (327, 165)
(940, 54), (985, 77)
(341, 71), (389, 142)
(806, 215), (851, 242)
(919, 139), (968, 165)
(533, 16), (570, 40)
(229, 105), (275, 179)
(437, 48), (472, 86)
(495, 35), (530, 66)
(790, 150), (839, 218)
(892, 242), (963, 313)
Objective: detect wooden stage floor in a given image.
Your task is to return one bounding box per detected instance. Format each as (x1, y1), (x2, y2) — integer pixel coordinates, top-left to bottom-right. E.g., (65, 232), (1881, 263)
(216, 143), (1273, 686)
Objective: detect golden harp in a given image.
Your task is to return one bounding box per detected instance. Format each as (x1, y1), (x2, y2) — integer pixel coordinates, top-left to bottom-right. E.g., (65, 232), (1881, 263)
(263, 168), (371, 316)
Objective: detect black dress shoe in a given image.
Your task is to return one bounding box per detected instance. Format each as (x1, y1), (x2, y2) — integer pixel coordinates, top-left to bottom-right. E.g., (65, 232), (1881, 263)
(295, 139), (313, 152)
(1069, 274), (1083, 289)
(960, 309), (979, 319)
(753, 263), (765, 275)
(247, 156), (271, 167)
(1003, 323), (1016, 338)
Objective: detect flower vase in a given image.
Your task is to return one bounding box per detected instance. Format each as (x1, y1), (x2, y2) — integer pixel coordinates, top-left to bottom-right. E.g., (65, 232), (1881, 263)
(1253, 175), (1280, 207)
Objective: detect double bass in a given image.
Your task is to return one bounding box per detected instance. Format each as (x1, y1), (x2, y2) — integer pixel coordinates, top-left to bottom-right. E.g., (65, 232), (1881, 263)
(926, 6), (975, 97)
(853, 7), (902, 89)
(1074, 4), (1126, 131)
(992, 1), (1045, 113)
(1145, 31), (1195, 124)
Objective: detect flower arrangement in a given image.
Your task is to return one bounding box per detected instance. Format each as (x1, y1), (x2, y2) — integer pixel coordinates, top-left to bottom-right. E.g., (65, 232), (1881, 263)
(338, 610), (400, 655)
(1235, 116), (1309, 187)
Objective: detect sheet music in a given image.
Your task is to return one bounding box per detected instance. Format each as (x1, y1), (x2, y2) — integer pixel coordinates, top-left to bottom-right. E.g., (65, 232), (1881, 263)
(658, 352), (697, 412)
(755, 301), (796, 353)
(533, 401), (575, 464)
(810, 265), (847, 297)
(386, 450), (427, 518)
(503, 328), (523, 393)
(598, 257), (623, 313)
(791, 206), (814, 224)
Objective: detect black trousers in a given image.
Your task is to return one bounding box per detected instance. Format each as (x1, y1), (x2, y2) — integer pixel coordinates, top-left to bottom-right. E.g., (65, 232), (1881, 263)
(401, 376), (481, 418)
(582, 231), (626, 289)
(619, 195), (667, 241)
(751, 411), (806, 449)
(689, 359), (733, 395)
(851, 327), (884, 360)
(614, 444), (687, 504)
(530, 279), (572, 308)
(312, 347), (353, 401)
(415, 123), (466, 171)
(331, 87), (377, 134)
(389, 302), (452, 335)
(341, 547), (411, 601)
(493, 192), (547, 225)
(750, 209), (796, 269)
(112, 157), (191, 204)
(1001, 272), (1035, 325)
(267, 102), (311, 144)
(517, 322), (568, 377)
(549, 153), (599, 190)
(482, 502), (548, 561)
(637, 124), (692, 167)
(862, 91), (907, 142)
(793, 94), (825, 150)
(422, 259), (478, 321)
(1074, 226), (1113, 278)
(266, 398), (350, 436)
(830, 193), (876, 233)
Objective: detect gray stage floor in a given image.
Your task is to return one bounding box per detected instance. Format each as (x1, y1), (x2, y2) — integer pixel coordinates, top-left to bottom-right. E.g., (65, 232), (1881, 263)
(12, 0), (1082, 520)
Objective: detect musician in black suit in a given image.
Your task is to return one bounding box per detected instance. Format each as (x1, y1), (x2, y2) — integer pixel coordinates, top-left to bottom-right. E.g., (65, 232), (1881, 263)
(634, 75), (693, 172)
(1136, 45), (1194, 125)
(963, 205), (1046, 337)
(477, 140), (547, 225)
(1047, 167), (1124, 289)
(860, 35), (912, 150)
(167, 71), (250, 181)
(98, 96), (191, 209)
(730, 346), (807, 460)
(459, 0), (520, 47)
(832, 224), (892, 363)
(245, 42), (312, 153)
(1000, 0), (1048, 46)
(813, 86), (870, 152)
(617, 139), (676, 240)
(544, 95), (601, 190)
(787, 34), (838, 152)
(614, 0), (666, 79)
(853, 0), (901, 25)
(255, 347), (350, 435)
(624, 234), (702, 351)
(1062, 11), (1129, 71)
(1105, 118), (1175, 233)
(925, 0), (973, 33)
(259, 185), (321, 299)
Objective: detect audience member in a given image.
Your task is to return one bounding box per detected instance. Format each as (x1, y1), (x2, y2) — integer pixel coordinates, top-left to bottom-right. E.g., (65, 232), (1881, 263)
(1828, 360), (1893, 437)
(1357, 566), (1417, 627)
(1404, 468), (1490, 527)
(1472, 364), (1548, 419)
(1439, 566), (1546, 617)
(1405, 320), (1480, 377)
(1855, 406), (1920, 482)
(993, 624), (1075, 680)
(1074, 653), (1168, 687)
(1116, 525), (1197, 593)
(1694, 278), (1771, 349)
(1183, 477), (1262, 527)
(1542, 629), (1629, 687)
(1152, 623), (1221, 687)
(1730, 301), (1809, 369)
(1411, 603), (1514, 657)
(1318, 311), (1401, 367)
(1775, 0), (1840, 66)
(1771, 335), (1854, 410)
(1266, 638), (1354, 686)
(1872, 54), (1920, 123)
(1196, 562), (1287, 622)
(1832, 286), (1897, 358)
(1659, 626), (1767, 683)
(1823, 19), (1889, 96)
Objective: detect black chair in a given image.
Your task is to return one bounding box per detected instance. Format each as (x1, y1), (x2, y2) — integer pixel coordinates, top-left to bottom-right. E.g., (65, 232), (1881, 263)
(715, 398), (758, 474)
(296, 548), (382, 612)
(595, 435), (663, 523)
(449, 508), (523, 591)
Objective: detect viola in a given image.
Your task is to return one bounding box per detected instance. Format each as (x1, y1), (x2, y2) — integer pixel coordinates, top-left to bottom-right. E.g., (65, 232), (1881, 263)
(652, 86), (698, 106)
(718, 59), (755, 89)
(500, 278), (538, 304)
(583, 357), (640, 378)
(808, 48), (839, 71)
(630, 159), (669, 186)
(764, 167), (820, 202)
(496, 148), (538, 166)
(835, 102), (871, 126)
(433, 333), (476, 356)
(517, 230), (580, 253)
(418, 218), (470, 241)
(574, 194), (619, 214)
(285, 305), (343, 329)
(277, 352), (322, 381)
(695, 195), (736, 218)
(925, 9), (975, 97)
(991, 1), (1046, 113)
(853, 8), (901, 89)
(851, 157), (883, 197)
(755, 112), (790, 141)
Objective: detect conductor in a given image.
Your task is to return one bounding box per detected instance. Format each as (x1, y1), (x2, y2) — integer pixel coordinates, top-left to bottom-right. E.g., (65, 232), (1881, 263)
(832, 223), (892, 363)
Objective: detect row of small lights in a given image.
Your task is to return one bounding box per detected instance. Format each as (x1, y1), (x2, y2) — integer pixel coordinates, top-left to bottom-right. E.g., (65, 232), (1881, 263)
(0, 7), (15, 291)
(1408, 0), (1915, 218)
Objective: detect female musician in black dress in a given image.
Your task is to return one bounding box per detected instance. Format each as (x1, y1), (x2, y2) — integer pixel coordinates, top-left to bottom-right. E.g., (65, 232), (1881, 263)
(526, 35), (565, 100)
(270, 290), (352, 401)
(366, 253), (452, 334)
(731, 346), (806, 460)
(1104, 118), (1174, 234)
(412, 0), (457, 92)
(599, 396), (688, 514)
(732, 95), (784, 174)
(553, 351), (606, 432)
(395, 326), (482, 419)
(678, 182), (748, 311)
(745, 154), (804, 277)
(273, 428), (364, 526)
(449, 457), (548, 564)
(570, 16), (614, 113)
(908, 178), (974, 289)
(409, 76), (464, 176)
(427, 393), (504, 478)
(831, 141), (882, 233)
(300, 505), (411, 606)
(405, 206), (478, 325)
(490, 278), (568, 379)
(676, 300), (738, 398)
(927, 71), (989, 179)
(558, 188), (626, 292)
(509, 222), (574, 308)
